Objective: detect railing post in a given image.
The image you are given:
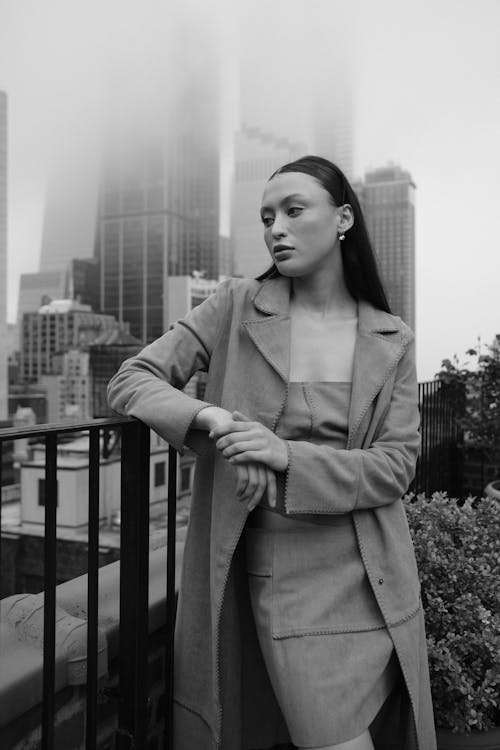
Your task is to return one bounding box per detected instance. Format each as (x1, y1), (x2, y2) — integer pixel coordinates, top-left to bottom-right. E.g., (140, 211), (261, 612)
(164, 444), (177, 748)
(117, 420), (151, 749)
(42, 433), (58, 750)
(86, 427), (100, 750)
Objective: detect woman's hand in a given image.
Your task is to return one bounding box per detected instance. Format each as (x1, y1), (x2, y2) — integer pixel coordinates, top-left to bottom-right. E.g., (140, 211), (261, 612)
(198, 408), (277, 511)
(234, 462), (277, 511)
(192, 405), (235, 432)
(209, 410), (289, 472)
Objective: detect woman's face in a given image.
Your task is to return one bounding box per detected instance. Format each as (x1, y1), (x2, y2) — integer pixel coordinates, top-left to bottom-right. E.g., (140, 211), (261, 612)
(260, 171), (344, 277)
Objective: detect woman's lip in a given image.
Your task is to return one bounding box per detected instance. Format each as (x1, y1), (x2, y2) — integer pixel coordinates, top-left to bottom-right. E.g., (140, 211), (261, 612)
(274, 248), (293, 259)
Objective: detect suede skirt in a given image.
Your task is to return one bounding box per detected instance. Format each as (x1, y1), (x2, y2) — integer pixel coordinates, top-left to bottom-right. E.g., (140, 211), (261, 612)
(244, 515), (400, 748)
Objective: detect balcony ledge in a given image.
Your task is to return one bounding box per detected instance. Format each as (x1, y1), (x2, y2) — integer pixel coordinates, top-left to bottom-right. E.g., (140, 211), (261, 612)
(0, 528), (186, 728)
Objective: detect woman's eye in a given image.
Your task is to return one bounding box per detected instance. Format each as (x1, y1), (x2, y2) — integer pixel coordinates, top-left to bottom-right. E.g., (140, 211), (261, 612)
(288, 206), (303, 216)
(261, 216), (274, 227)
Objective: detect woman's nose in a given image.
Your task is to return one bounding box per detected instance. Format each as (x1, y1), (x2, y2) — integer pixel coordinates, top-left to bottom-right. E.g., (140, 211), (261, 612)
(271, 214), (287, 238)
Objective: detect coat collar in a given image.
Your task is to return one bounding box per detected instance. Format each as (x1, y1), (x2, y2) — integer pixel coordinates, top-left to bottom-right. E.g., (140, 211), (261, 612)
(250, 274), (400, 335)
(242, 275), (410, 445)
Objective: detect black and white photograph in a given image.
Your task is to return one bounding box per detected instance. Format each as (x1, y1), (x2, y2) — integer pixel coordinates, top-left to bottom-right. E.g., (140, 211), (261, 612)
(0, 1), (499, 749)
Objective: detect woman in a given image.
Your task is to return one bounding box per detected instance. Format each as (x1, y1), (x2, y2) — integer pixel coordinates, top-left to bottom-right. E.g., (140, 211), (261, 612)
(107, 156), (437, 750)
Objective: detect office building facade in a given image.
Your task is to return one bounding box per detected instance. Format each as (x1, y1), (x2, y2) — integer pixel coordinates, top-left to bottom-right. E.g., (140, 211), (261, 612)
(40, 349), (91, 422)
(98, 126), (220, 344)
(20, 299), (119, 383)
(97, 28), (220, 345)
(89, 327), (142, 418)
(355, 165), (416, 331)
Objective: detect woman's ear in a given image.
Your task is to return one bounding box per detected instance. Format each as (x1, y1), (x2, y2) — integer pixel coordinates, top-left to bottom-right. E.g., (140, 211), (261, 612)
(338, 203), (354, 232)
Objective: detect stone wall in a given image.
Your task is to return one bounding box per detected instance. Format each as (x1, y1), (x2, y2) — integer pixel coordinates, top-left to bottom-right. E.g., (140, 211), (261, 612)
(0, 625), (171, 750)
(0, 533), (120, 598)
(0, 538), (186, 749)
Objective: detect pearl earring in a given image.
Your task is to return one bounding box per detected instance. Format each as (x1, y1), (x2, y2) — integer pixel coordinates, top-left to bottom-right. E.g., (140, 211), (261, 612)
(338, 232), (346, 241)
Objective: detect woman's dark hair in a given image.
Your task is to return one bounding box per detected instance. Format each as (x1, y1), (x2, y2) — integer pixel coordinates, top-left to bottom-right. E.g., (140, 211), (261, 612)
(256, 155), (392, 314)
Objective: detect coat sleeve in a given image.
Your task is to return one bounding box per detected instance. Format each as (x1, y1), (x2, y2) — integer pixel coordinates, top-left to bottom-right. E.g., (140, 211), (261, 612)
(107, 279), (231, 453)
(283, 338), (421, 514)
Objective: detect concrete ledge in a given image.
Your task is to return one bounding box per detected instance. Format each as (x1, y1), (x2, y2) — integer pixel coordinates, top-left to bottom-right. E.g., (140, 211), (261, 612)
(0, 529), (186, 728)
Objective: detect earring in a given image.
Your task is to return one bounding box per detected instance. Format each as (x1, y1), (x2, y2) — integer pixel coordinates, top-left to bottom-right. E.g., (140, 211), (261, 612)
(338, 232), (346, 241)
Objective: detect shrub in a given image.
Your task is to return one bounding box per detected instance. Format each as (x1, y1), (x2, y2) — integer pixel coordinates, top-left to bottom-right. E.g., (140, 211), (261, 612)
(405, 492), (500, 732)
(437, 342), (500, 472)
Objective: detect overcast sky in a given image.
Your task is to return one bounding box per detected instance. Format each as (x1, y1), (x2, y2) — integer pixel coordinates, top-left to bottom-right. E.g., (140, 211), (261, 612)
(0, 0), (499, 380)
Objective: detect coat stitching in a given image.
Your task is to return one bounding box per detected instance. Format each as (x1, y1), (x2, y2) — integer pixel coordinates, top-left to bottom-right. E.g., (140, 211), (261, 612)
(302, 382), (315, 439)
(348, 337), (410, 450)
(241, 319), (288, 383)
(272, 622), (388, 639)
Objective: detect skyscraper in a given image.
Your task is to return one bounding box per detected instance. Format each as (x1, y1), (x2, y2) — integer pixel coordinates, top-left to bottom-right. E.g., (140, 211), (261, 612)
(356, 165), (416, 331)
(0, 91), (8, 418)
(231, 125), (306, 279)
(38, 162), (99, 273)
(97, 140), (210, 344)
(97, 36), (220, 344)
(312, 86), (354, 181)
(37, 106), (100, 274)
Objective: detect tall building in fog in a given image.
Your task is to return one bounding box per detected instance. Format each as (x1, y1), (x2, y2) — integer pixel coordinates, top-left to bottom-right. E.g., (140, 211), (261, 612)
(231, 125), (306, 279)
(312, 87), (354, 180)
(0, 91), (8, 418)
(356, 165), (416, 331)
(97, 39), (220, 344)
(38, 121), (100, 273)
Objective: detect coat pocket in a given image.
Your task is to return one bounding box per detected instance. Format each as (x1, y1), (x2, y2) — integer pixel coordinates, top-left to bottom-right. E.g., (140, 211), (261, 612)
(270, 525), (387, 639)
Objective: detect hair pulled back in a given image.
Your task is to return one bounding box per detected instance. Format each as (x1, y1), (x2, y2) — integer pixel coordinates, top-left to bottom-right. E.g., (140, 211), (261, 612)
(256, 155), (392, 314)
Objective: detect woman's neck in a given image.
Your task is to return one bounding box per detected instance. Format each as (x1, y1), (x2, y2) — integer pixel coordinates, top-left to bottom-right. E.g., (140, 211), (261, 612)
(290, 264), (357, 320)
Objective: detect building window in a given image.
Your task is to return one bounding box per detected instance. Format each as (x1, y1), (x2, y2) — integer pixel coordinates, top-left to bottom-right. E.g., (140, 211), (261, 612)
(38, 478), (58, 507)
(181, 466), (191, 492)
(154, 461), (166, 487)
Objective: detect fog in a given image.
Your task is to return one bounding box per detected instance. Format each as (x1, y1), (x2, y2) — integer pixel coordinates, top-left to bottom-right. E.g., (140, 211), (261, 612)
(0, 0), (499, 378)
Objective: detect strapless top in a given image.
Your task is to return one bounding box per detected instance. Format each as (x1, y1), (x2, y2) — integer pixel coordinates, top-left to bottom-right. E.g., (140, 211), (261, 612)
(251, 381), (352, 527)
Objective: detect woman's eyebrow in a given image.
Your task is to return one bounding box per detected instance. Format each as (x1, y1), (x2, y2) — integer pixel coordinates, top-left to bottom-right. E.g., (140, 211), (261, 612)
(260, 193), (307, 213)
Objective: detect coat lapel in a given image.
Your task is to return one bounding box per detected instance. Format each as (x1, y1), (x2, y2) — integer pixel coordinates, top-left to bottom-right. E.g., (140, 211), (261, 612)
(241, 275), (409, 444)
(347, 300), (406, 445)
(241, 275), (291, 384)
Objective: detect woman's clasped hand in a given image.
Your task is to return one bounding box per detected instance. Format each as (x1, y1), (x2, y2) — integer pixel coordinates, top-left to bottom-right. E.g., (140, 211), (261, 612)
(208, 410), (289, 511)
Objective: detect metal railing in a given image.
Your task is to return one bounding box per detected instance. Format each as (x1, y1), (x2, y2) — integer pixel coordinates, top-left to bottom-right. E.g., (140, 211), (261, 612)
(411, 379), (464, 497)
(0, 417), (178, 750)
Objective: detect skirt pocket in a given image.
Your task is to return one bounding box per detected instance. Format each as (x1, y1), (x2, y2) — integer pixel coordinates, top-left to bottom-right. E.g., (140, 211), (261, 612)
(270, 525), (386, 639)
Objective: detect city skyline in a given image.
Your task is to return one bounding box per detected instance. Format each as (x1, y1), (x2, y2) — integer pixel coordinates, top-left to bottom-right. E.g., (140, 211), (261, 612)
(0, 0), (499, 380)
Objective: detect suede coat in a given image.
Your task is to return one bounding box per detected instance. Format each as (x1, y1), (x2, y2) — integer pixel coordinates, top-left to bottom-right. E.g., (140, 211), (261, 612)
(107, 275), (437, 750)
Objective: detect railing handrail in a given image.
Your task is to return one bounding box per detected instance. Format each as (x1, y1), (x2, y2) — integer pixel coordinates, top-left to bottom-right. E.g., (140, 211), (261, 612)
(0, 416), (135, 441)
